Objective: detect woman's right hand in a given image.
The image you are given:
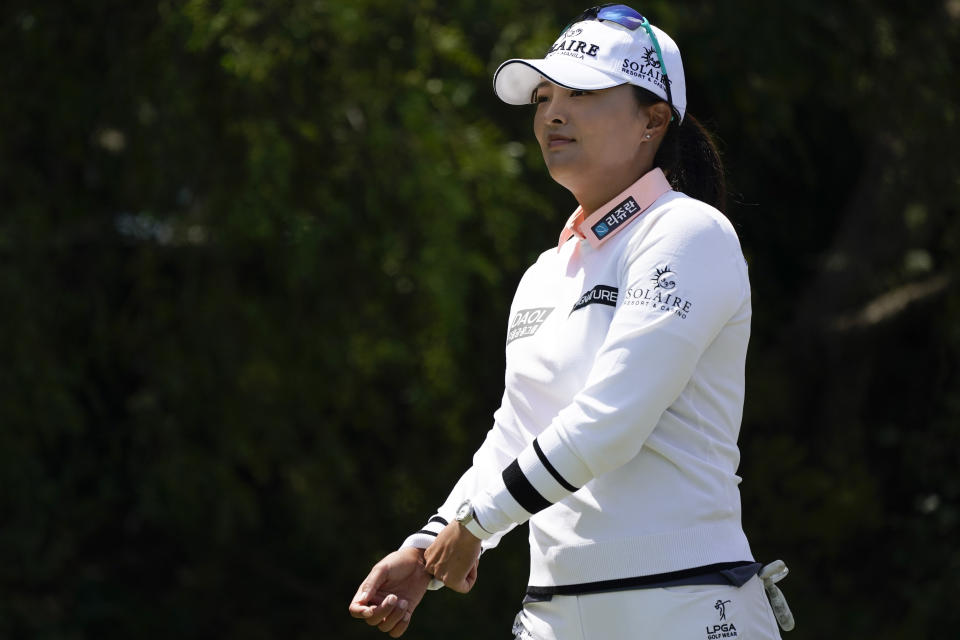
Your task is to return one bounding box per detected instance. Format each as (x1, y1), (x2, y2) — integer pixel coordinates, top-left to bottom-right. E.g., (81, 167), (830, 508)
(348, 547), (433, 638)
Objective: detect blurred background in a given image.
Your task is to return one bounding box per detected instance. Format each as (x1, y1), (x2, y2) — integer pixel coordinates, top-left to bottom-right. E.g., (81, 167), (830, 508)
(1, 1), (958, 638)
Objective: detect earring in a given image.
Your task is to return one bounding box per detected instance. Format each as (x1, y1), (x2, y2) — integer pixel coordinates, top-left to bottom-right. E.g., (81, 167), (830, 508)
(644, 133), (652, 139)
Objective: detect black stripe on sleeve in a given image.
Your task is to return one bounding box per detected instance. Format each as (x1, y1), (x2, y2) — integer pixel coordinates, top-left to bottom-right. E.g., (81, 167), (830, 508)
(427, 516), (448, 526)
(415, 530), (439, 537)
(502, 460), (552, 515)
(533, 438), (579, 492)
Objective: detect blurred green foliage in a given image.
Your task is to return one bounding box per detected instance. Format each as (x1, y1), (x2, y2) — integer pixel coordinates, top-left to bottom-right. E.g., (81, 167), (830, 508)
(0, 1), (958, 638)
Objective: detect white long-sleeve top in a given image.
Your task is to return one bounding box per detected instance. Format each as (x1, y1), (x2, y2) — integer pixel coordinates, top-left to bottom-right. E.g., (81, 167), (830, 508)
(403, 168), (755, 591)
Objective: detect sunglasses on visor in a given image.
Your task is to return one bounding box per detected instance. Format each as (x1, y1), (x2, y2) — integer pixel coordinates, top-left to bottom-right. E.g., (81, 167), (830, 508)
(562, 4), (675, 121)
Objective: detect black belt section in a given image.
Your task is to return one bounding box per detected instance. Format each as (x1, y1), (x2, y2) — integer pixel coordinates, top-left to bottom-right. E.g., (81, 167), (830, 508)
(523, 561), (762, 604)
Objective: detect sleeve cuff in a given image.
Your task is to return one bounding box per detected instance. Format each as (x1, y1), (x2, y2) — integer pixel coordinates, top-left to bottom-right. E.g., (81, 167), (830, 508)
(399, 514), (449, 549)
(470, 478), (532, 534)
(400, 532), (437, 550)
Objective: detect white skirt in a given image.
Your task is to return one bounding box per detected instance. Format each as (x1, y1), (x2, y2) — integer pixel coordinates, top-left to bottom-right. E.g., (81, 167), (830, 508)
(512, 576), (782, 640)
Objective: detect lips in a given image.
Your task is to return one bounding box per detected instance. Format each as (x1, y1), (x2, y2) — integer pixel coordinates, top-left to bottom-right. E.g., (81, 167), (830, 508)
(547, 134), (574, 149)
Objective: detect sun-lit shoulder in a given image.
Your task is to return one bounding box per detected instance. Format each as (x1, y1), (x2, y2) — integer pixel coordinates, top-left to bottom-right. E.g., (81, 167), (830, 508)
(639, 191), (741, 247)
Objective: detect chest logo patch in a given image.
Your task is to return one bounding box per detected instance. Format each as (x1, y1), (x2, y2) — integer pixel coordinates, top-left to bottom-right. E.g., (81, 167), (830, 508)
(506, 307), (554, 345)
(571, 284), (619, 314)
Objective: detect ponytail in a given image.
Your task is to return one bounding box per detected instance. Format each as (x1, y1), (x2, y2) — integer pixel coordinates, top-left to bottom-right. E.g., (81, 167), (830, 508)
(632, 87), (727, 213)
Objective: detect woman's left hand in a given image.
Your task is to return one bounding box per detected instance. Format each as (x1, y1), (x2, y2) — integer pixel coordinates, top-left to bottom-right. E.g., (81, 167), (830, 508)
(423, 522), (482, 593)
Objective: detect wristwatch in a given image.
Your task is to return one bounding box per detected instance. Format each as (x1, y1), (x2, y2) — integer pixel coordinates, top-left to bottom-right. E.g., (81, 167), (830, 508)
(455, 499), (492, 540)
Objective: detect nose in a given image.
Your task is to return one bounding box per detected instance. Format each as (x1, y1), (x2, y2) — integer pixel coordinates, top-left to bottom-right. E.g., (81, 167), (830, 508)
(540, 98), (567, 126)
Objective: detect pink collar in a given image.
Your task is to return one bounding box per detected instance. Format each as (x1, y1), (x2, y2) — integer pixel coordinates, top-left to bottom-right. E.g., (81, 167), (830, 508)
(557, 168), (672, 250)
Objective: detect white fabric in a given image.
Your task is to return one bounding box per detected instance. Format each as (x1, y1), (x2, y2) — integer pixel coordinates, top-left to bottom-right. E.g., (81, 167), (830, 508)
(512, 577), (782, 640)
(494, 17), (687, 121)
(404, 177), (754, 591)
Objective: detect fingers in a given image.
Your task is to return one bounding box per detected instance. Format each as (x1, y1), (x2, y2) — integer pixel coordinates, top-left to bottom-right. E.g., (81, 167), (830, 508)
(424, 566), (471, 593)
(349, 586), (384, 620)
(348, 565), (387, 618)
(423, 525), (483, 594)
(346, 591), (392, 625)
(349, 560), (394, 619)
(348, 589), (385, 620)
(441, 575), (473, 594)
(464, 560), (479, 592)
(349, 549), (427, 635)
(376, 594), (411, 634)
(389, 610), (413, 638)
(351, 592), (414, 632)
(352, 564), (388, 604)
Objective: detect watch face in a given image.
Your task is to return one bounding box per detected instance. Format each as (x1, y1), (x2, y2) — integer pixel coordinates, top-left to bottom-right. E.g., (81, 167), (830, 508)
(456, 501), (471, 521)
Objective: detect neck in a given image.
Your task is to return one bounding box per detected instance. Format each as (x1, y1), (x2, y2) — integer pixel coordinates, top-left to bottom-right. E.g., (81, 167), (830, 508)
(571, 162), (654, 215)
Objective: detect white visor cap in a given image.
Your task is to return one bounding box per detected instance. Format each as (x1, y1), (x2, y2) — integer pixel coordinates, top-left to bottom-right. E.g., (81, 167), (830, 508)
(493, 17), (686, 122)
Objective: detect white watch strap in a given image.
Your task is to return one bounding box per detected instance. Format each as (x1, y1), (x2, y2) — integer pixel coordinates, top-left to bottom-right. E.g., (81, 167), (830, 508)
(462, 514), (493, 540)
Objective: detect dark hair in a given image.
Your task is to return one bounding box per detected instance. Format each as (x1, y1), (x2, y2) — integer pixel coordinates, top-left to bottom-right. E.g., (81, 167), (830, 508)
(632, 86), (726, 213)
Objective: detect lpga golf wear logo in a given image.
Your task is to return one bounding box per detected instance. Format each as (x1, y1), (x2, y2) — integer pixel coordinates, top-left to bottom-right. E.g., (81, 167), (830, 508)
(705, 598), (738, 639)
(715, 599), (731, 620)
(590, 196), (640, 240)
(506, 307), (554, 345)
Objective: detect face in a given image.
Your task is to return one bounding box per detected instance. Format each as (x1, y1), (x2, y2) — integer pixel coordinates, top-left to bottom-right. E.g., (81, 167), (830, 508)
(533, 81), (654, 202)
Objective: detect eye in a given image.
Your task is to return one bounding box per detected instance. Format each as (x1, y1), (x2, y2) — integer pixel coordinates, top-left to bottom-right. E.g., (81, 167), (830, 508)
(570, 89), (591, 97)
(531, 90), (547, 104)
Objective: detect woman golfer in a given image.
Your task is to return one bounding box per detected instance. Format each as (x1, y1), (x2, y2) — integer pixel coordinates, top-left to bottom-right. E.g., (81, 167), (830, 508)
(349, 4), (788, 638)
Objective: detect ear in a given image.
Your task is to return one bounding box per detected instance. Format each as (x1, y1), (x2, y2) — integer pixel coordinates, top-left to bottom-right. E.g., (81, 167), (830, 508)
(643, 102), (672, 140)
